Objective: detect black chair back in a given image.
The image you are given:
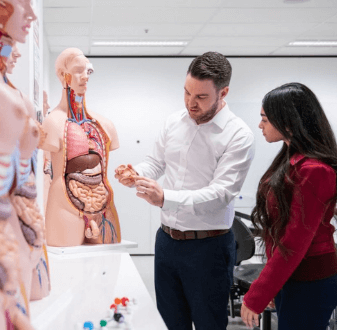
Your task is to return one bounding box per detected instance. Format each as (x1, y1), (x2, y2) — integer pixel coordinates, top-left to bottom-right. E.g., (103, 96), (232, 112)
(232, 216), (255, 266)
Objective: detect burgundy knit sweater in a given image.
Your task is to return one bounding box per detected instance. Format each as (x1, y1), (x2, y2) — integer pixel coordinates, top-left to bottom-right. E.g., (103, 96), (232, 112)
(243, 154), (337, 314)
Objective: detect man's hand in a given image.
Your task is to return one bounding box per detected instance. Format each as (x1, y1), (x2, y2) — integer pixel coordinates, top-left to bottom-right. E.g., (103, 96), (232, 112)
(115, 164), (138, 187)
(240, 303), (259, 329)
(134, 176), (164, 207)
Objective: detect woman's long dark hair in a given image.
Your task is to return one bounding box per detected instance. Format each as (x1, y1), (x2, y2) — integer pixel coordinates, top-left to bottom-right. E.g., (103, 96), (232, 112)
(251, 82), (337, 258)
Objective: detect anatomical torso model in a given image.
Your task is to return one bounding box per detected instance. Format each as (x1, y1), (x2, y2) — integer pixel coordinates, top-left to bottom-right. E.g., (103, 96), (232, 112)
(41, 48), (121, 247)
(0, 0), (49, 329)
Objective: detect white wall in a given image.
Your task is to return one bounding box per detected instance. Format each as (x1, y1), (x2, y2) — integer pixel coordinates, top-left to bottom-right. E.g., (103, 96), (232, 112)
(47, 55), (337, 254)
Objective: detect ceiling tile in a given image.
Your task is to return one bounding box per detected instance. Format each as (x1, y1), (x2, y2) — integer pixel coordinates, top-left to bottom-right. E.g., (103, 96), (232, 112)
(45, 23), (90, 36)
(188, 36), (293, 48)
(92, 7), (215, 24)
(48, 36), (90, 47)
(299, 23), (337, 38)
(326, 15), (337, 22)
(211, 8), (337, 23)
(91, 23), (202, 37)
(44, 8), (91, 23)
(271, 46), (337, 55)
(44, 0), (91, 7)
(199, 23), (317, 37)
(89, 46), (185, 56)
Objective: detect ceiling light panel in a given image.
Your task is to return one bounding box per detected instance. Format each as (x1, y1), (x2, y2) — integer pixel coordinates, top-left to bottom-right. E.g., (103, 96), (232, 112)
(89, 46), (185, 56)
(289, 40), (337, 46)
(188, 36), (293, 48)
(92, 41), (188, 46)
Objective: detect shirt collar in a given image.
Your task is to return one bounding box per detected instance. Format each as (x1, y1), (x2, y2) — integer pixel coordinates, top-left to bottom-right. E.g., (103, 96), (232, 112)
(211, 103), (230, 130)
(290, 153), (306, 166)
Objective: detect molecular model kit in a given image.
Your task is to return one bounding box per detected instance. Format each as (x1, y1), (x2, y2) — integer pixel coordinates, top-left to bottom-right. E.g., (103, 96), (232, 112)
(75, 297), (137, 330)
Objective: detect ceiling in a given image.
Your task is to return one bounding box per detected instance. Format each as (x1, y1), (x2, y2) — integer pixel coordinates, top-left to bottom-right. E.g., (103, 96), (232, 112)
(43, 0), (337, 56)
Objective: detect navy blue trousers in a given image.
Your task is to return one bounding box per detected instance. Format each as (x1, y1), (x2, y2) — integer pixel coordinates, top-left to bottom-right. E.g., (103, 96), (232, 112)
(275, 273), (337, 330)
(155, 227), (236, 330)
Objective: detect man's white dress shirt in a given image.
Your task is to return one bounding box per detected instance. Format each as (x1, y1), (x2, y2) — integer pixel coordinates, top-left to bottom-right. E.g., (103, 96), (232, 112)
(134, 104), (255, 231)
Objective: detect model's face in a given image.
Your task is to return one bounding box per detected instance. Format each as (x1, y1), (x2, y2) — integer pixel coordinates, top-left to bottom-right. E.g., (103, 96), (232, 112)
(5, 0), (37, 43)
(184, 74), (228, 125)
(67, 55), (91, 96)
(259, 108), (288, 144)
(6, 43), (21, 74)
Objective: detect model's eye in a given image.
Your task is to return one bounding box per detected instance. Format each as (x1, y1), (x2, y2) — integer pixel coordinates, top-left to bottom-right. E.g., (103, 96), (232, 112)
(87, 68), (94, 75)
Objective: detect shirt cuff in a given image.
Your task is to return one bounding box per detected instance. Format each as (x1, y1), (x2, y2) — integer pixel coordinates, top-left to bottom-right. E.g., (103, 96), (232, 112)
(162, 189), (180, 212)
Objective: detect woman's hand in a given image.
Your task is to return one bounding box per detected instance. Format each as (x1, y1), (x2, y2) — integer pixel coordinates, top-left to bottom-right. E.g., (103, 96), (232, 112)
(240, 303), (259, 329)
(267, 298), (275, 309)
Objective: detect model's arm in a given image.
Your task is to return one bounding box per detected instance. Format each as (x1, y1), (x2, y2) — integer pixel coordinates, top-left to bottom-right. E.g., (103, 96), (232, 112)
(161, 131), (255, 215)
(40, 113), (62, 153)
(243, 164), (336, 314)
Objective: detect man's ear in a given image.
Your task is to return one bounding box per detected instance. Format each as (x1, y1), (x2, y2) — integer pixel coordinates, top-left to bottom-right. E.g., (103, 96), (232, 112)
(220, 86), (229, 98)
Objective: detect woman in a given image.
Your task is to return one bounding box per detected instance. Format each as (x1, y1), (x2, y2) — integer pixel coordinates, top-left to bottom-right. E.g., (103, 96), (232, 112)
(241, 83), (337, 330)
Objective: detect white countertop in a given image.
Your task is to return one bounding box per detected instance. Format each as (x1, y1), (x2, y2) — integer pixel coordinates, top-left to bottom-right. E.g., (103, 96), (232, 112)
(30, 250), (167, 330)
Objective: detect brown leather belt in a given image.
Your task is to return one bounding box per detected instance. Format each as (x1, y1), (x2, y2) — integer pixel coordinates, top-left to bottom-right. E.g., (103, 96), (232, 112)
(161, 224), (229, 240)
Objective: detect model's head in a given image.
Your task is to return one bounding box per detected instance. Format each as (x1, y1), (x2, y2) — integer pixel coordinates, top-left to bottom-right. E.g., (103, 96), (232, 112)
(261, 82), (336, 153)
(1, 0), (36, 43)
(6, 41), (20, 74)
(187, 52), (232, 91)
(55, 47), (94, 96)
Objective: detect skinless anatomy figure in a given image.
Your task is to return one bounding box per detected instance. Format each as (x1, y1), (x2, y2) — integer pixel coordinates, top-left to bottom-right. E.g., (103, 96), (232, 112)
(41, 48), (121, 247)
(0, 0), (49, 328)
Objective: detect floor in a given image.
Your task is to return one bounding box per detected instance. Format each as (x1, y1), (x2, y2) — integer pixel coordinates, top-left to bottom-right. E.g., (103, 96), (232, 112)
(131, 255), (278, 330)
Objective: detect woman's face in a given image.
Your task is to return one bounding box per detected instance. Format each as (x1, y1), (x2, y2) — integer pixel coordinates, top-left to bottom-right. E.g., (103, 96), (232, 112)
(258, 108), (289, 145)
(7, 42), (21, 74)
(5, 0), (37, 43)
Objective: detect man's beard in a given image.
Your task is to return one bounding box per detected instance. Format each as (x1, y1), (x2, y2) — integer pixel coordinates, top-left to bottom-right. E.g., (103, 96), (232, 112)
(194, 97), (219, 125)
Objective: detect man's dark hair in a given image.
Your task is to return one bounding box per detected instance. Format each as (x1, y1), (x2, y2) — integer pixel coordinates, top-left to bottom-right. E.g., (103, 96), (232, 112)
(187, 52), (232, 91)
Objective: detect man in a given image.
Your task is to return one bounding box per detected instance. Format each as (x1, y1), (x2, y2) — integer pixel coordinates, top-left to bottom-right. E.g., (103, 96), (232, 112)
(115, 52), (255, 330)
